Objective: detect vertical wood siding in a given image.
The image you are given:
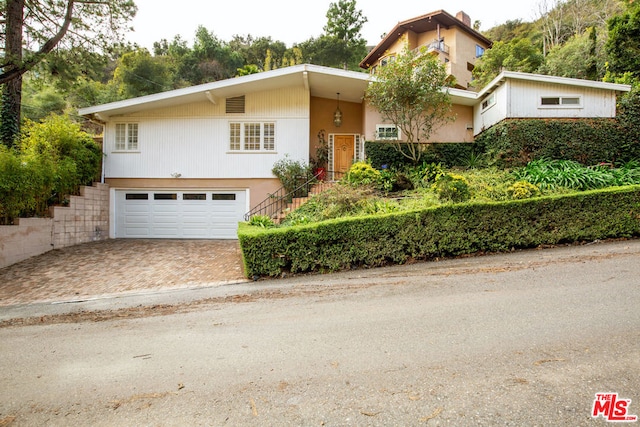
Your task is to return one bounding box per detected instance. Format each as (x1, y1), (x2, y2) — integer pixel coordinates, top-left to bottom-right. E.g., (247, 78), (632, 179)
(474, 84), (508, 135)
(474, 79), (619, 135)
(104, 88), (310, 179)
(508, 80), (617, 118)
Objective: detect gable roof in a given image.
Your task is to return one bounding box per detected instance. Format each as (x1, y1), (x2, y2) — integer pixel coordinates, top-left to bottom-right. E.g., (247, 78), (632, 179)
(359, 10), (492, 69)
(78, 64), (371, 119)
(477, 71), (632, 98)
(78, 65), (632, 121)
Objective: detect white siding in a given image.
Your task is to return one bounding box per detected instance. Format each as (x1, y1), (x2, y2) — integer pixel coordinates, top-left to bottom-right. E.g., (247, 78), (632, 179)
(508, 80), (618, 119)
(474, 79), (620, 135)
(474, 83), (508, 135)
(104, 87), (310, 179)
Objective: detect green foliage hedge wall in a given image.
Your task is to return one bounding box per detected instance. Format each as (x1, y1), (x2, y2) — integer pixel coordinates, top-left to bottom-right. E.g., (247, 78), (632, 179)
(365, 142), (480, 169)
(476, 118), (639, 167)
(238, 185), (640, 278)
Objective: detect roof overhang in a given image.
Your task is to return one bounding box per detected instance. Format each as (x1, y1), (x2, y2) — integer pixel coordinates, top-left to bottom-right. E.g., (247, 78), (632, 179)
(477, 71), (632, 98)
(78, 64), (372, 119)
(447, 87), (478, 106)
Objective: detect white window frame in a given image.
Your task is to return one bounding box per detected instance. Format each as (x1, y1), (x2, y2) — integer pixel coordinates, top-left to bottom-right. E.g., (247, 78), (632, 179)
(376, 124), (401, 140)
(481, 93), (496, 111)
(114, 123), (139, 151)
(476, 45), (485, 58)
(539, 95), (583, 109)
(228, 121), (276, 152)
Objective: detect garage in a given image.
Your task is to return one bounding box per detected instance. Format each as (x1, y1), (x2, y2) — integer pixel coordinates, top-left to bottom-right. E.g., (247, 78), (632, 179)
(115, 190), (247, 239)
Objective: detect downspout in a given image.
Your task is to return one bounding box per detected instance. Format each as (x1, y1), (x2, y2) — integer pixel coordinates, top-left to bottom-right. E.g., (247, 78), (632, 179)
(90, 113), (107, 184)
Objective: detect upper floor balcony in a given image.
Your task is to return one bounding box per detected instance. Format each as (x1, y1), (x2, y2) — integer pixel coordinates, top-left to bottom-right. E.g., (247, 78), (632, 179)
(413, 39), (450, 56)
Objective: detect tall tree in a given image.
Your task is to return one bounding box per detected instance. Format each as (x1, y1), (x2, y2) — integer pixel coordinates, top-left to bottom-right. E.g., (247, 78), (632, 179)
(364, 48), (452, 163)
(112, 49), (173, 98)
(323, 0), (368, 70)
(472, 38), (544, 89)
(605, 1), (640, 80)
(537, 28), (604, 79)
(0, 0), (136, 146)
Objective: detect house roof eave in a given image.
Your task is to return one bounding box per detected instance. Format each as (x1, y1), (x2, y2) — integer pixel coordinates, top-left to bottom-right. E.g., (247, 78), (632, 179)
(476, 71), (632, 99)
(78, 64), (372, 119)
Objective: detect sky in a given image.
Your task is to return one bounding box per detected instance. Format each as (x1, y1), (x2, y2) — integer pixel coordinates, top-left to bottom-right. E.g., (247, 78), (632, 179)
(126, 0), (543, 50)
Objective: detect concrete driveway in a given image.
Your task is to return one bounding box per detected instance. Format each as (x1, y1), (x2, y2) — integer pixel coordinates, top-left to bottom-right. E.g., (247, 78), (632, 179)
(0, 239), (248, 307)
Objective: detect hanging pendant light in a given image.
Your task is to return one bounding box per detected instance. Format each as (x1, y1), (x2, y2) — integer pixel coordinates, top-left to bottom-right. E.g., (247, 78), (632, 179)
(333, 92), (343, 127)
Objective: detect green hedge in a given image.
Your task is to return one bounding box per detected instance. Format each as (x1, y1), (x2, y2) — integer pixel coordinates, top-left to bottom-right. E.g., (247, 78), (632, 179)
(476, 118), (639, 167)
(238, 185), (640, 278)
(365, 142), (481, 169)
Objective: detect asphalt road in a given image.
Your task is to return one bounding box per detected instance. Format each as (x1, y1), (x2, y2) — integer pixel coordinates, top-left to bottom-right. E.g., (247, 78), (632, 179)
(1, 240), (639, 426)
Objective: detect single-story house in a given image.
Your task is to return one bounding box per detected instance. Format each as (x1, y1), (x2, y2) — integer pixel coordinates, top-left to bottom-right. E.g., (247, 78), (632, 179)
(78, 64), (630, 240)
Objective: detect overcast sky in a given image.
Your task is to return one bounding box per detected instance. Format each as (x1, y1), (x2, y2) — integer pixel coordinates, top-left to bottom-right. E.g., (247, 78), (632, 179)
(126, 0), (543, 50)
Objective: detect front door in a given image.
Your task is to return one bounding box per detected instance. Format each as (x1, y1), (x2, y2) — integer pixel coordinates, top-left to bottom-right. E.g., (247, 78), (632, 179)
(333, 135), (355, 175)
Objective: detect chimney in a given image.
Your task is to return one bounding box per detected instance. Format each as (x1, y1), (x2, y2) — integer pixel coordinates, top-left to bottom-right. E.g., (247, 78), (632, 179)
(456, 11), (471, 27)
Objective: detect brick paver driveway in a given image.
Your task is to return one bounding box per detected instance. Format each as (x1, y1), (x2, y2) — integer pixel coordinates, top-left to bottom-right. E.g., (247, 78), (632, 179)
(0, 239), (248, 307)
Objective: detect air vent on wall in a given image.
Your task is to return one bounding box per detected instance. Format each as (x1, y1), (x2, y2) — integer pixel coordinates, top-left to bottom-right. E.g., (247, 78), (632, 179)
(226, 95), (245, 113)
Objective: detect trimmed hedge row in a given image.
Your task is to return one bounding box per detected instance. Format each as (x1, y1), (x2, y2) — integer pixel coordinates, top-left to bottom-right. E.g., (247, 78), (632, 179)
(365, 141), (481, 169)
(238, 185), (640, 278)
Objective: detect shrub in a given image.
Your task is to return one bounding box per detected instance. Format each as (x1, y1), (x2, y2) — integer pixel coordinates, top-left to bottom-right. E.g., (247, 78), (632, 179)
(20, 115), (102, 205)
(507, 181), (541, 200)
(460, 167), (516, 201)
(345, 161), (381, 187)
(432, 173), (471, 202)
(0, 146), (46, 223)
(401, 161), (444, 187)
(248, 215), (276, 228)
(271, 155), (312, 195)
(376, 168), (414, 193)
(612, 160), (640, 185)
(1, 115), (101, 223)
(513, 159), (636, 190)
(617, 87), (640, 161)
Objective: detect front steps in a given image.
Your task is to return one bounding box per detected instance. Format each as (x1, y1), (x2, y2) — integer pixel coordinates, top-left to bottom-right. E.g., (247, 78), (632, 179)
(276, 181), (334, 223)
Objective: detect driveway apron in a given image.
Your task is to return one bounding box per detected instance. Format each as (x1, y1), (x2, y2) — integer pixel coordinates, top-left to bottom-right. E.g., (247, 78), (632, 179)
(0, 239), (248, 307)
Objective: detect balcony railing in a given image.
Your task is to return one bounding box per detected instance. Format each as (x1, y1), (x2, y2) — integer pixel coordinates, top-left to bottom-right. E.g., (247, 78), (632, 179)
(413, 39), (450, 55)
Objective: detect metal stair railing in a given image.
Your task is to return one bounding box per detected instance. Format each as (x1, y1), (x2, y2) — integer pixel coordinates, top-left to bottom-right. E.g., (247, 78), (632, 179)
(243, 170), (345, 222)
(243, 171), (319, 222)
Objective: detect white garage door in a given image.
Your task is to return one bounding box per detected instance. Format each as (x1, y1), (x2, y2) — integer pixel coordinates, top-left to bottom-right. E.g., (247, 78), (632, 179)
(115, 190), (246, 239)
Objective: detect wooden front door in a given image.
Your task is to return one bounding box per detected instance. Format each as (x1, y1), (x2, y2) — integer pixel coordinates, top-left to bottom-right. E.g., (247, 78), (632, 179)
(333, 135), (355, 174)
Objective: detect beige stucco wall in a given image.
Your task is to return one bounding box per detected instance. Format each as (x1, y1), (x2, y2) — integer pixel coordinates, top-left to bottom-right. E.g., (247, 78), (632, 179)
(309, 96), (364, 164)
(371, 27), (489, 90)
(449, 30), (489, 89)
(363, 102), (474, 143)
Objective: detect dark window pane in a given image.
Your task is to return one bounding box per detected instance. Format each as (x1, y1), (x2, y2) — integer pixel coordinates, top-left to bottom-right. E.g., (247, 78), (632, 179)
(154, 193), (177, 200)
(212, 193), (236, 201)
(541, 97), (560, 105)
(126, 193), (148, 200)
(183, 193), (206, 200)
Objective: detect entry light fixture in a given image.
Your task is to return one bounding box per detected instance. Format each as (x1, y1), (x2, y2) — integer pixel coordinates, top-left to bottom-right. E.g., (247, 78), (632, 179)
(333, 92), (343, 127)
